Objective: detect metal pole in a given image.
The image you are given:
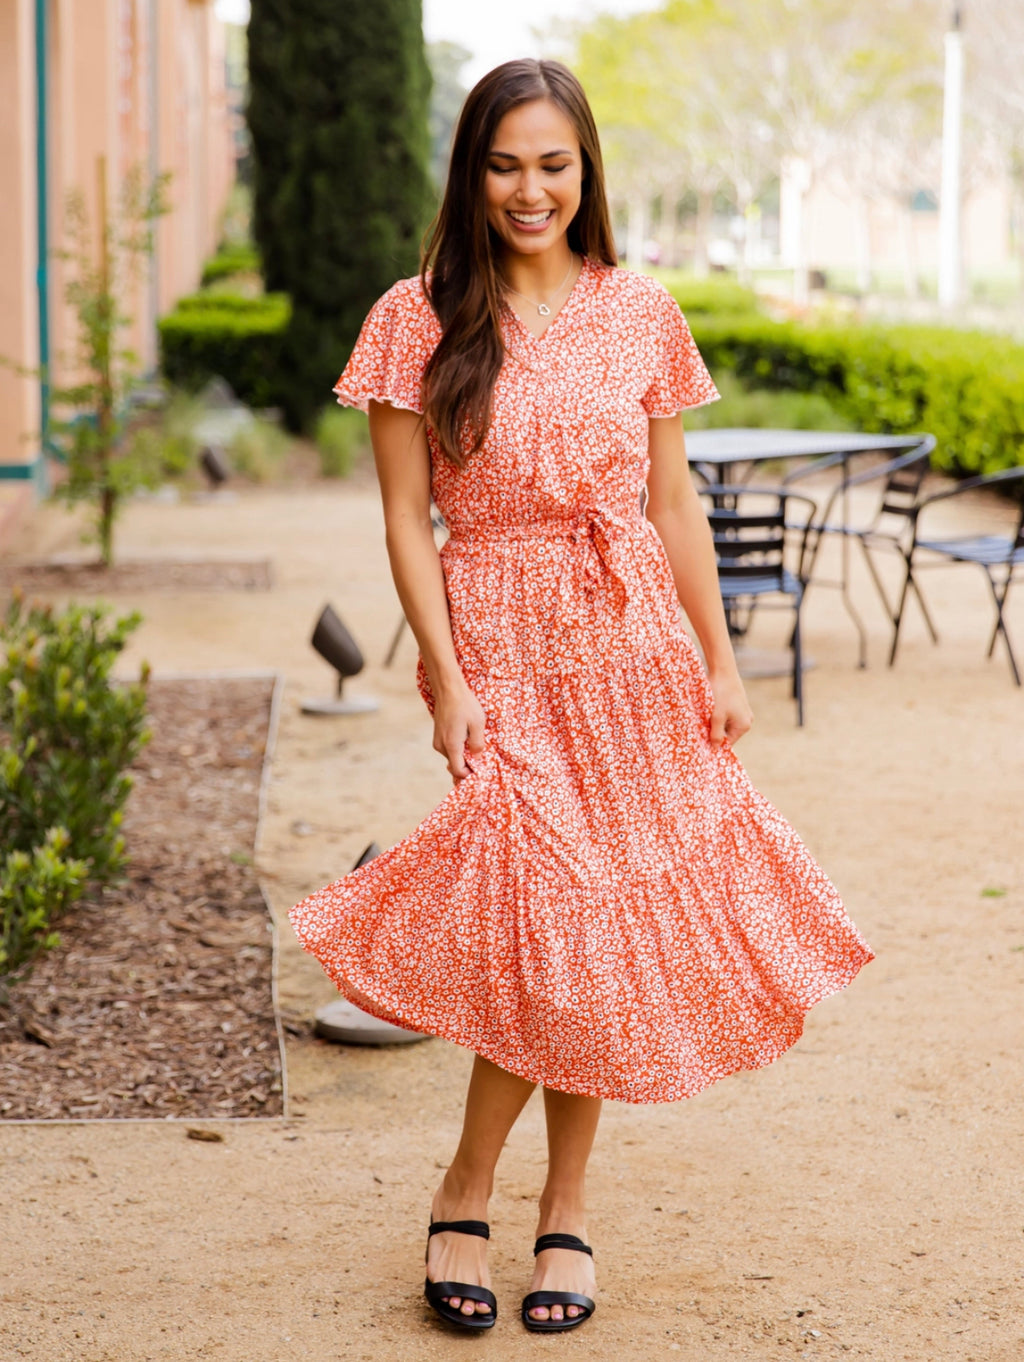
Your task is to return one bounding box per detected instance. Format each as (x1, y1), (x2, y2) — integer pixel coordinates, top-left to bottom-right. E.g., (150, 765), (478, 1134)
(35, 0), (52, 484)
(938, 5), (964, 308)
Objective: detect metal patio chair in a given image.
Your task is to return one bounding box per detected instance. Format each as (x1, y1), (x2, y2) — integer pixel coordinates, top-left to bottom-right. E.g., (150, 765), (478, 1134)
(701, 485), (817, 725)
(889, 466), (1024, 683)
(784, 435), (937, 667)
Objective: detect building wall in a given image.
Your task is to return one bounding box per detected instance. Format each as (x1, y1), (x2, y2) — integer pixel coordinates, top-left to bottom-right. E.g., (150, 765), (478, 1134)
(0, 0), (234, 478)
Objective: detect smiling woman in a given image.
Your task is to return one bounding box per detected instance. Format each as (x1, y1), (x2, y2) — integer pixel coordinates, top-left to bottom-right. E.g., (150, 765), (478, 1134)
(289, 56), (873, 1342)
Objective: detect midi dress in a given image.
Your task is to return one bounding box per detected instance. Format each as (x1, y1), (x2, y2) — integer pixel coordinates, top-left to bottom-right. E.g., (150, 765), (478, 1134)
(289, 258), (873, 1104)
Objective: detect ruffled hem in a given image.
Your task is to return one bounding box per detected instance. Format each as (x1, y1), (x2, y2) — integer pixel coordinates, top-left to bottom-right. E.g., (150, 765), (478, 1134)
(332, 383), (423, 416)
(288, 642), (874, 1104)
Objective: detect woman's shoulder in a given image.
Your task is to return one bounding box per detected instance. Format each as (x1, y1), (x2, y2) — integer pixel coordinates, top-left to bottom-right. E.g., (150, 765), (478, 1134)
(371, 274), (437, 324)
(587, 262), (680, 315)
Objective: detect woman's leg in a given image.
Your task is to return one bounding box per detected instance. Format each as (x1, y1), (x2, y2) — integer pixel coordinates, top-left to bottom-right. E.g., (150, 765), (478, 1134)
(428, 1053), (536, 1317)
(527, 1087), (603, 1323)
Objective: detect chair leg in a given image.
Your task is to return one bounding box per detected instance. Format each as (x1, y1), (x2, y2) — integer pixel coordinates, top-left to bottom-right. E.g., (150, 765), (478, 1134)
(792, 604), (805, 726)
(984, 569), (1021, 686)
(887, 555), (914, 667)
(859, 536), (897, 625)
(908, 571), (940, 644)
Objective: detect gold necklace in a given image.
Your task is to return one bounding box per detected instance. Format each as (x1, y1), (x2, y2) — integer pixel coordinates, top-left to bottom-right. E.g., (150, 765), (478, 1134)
(503, 254), (577, 317)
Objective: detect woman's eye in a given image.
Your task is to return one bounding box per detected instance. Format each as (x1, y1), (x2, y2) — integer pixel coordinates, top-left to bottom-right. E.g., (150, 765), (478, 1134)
(488, 165), (515, 175)
(545, 164), (571, 173)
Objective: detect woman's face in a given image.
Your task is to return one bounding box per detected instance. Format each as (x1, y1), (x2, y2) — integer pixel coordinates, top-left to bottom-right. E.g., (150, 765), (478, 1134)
(484, 98), (583, 259)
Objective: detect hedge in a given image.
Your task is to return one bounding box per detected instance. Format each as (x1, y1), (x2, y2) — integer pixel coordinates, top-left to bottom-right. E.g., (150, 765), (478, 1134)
(671, 299), (1024, 477)
(157, 293), (291, 410)
(200, 243), (262, 287)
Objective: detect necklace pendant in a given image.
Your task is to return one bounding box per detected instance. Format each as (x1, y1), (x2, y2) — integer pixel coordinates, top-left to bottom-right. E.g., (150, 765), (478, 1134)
(537, 303), (552, 316)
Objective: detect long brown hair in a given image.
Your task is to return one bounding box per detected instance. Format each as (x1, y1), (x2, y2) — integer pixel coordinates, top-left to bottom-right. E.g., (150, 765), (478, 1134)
(421, 60), (617, 466)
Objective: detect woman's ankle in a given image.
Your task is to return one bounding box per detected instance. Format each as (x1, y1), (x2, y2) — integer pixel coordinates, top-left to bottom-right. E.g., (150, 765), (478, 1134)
(536, 1190), (588, 1237)
(433, 1166), (493, 1220)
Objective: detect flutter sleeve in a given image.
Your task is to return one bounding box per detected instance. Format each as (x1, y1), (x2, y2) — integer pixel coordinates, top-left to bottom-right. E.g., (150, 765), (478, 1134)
(332, 278), (439, 415)
(640, 281), (720, 417)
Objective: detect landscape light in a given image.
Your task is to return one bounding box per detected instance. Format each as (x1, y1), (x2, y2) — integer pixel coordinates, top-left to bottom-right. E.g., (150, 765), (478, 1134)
(199, 444), (231, 488)
(300, 603), (379, 715)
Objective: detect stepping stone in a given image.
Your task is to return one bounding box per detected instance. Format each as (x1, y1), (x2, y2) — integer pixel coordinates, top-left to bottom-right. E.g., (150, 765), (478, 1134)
(314, 999), (430, 1046)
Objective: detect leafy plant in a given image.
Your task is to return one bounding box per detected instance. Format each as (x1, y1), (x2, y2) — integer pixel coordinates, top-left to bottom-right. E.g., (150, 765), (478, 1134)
(0, 830), (87, 985)
(0, 593), (151, 886)
(314, 405), (370, 477)
(50, 160), (171, 564)
(200, 242), (262, 287)
(158, 292), (292, 409)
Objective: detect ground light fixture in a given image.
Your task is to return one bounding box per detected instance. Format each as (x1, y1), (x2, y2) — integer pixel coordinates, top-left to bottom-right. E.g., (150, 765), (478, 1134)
(313, 843), (430, 1045)
(199, 444), (231, 488)
(300, 604), (379, 715)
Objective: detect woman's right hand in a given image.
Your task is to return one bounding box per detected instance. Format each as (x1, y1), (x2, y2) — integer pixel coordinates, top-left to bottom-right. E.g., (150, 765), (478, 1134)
(432, 680), (487, 782)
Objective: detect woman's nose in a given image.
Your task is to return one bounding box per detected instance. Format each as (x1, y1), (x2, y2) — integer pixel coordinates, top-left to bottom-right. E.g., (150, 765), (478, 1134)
(516, 171), (544, 204)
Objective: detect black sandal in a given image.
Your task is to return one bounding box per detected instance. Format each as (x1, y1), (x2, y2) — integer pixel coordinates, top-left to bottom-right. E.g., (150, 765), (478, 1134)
(424, 1219), (497, 1331)
(521, 1232), (596, 1333)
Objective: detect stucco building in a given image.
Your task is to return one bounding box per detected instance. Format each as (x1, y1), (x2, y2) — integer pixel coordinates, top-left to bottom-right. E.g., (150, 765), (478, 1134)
(0, 0), (234, 523)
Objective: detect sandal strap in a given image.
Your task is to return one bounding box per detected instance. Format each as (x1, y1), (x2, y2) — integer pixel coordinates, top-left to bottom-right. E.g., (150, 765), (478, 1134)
(426, 1279), (497, 1308)
(522, 1289), (595, 1312)
(427, 1219), (490, 1240)
(533, 1232), (593, 1257)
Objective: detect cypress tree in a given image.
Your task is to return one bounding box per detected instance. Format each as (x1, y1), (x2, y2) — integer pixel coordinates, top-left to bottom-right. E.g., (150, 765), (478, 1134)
(248, 0), (434, 430)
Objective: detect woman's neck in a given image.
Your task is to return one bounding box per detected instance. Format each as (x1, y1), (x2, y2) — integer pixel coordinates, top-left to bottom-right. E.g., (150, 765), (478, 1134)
(499, 245), (577, 303)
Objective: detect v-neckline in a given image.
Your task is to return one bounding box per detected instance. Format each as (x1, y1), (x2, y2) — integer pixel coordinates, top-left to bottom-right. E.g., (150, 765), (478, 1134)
(501, 256), (592, 348)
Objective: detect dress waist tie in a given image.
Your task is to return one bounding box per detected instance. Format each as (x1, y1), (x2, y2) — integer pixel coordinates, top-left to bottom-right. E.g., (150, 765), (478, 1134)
(446, 509), (638, 624)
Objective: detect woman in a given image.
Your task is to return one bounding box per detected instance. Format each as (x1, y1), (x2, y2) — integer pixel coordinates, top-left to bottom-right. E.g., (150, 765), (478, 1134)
(290, 59), (872, 1335)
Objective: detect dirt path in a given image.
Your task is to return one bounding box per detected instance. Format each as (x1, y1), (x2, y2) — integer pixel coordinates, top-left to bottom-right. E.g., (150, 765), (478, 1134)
(1, 478), (1021, 1361)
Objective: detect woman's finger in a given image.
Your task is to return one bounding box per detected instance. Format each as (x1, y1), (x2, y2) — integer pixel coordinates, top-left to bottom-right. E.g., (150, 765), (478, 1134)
(709, 707), (727, 745)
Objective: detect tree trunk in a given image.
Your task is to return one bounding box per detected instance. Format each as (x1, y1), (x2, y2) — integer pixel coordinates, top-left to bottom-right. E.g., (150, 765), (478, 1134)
(626, 194), (647, 270)
(692, 188), (713, 278)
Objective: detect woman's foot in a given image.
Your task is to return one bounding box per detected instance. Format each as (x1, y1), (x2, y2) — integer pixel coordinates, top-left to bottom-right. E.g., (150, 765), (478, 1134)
(525, 1217), (597, 1324)
(426, 1178), (494, 1320)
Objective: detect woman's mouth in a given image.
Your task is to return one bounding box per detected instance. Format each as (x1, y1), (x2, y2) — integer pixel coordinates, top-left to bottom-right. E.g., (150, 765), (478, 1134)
(507, 209), (555, 233)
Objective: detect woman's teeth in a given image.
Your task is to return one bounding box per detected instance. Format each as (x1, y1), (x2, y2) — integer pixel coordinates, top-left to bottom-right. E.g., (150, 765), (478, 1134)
(509, 211), (553, 223)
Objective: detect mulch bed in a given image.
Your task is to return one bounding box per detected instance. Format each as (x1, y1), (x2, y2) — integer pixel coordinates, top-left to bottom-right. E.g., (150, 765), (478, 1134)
(0, 558), (272, 594)
(0, 676), (284, 1121)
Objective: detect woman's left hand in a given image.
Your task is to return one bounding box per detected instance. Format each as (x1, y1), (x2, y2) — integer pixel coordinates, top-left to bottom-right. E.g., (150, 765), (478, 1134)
(708, 669), (753, 747)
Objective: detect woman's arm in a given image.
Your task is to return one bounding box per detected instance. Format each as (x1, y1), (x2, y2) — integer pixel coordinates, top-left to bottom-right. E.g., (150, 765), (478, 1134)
(368, 400), (485, 780)
(645, 414), (753, 745)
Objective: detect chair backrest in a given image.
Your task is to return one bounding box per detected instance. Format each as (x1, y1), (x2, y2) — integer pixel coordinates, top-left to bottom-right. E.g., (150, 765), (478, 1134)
(875, 452), (931, 525)
(706, 496), (787, 590)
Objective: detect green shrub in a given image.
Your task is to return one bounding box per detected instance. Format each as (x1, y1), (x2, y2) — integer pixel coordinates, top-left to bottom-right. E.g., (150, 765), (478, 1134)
(0, 829), (87, 984)
(684, 370), (853, 432)
(200, 243), (262, 287)
(0, 595), (151, 887)
(157, 292), (291, 409)
(659, 272), (763, 317)
(685, 311), (1024, 477)
(314, 405), (370, 477)
(226, 414), (292, 482)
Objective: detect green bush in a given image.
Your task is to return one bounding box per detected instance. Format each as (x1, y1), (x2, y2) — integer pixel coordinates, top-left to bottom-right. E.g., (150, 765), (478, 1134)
(0, 595), (151, 887)
(314, 405), (370, 477)
(684, 370), (853, 433)
(683, 310), (1024, 477)
(157, 292), (291, 409)
(200, 243), (262, 287)
(1, 829), (87, 984)
(658, 272), (763, 317)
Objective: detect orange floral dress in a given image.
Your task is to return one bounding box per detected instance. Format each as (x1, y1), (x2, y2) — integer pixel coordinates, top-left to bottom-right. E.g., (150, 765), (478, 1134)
(289, 258), (873, 1103)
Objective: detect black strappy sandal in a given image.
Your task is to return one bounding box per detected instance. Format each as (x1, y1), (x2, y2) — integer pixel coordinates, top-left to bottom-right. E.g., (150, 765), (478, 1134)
(521, 1232), (596, 1333)
(424, 1219), (497, 1331)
